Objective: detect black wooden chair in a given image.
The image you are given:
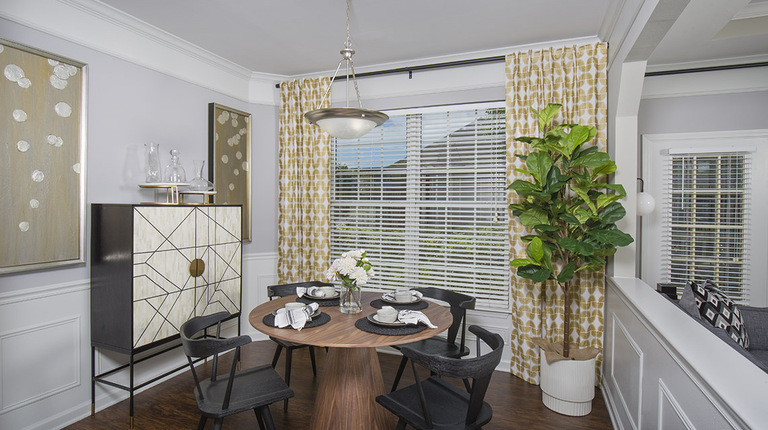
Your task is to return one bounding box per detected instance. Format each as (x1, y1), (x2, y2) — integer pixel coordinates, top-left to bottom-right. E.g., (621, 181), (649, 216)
(180, 312), (293, 430)
(267, 280), (333, 410)
(390, 287), (476, 391)
(377, 325), (503, 429)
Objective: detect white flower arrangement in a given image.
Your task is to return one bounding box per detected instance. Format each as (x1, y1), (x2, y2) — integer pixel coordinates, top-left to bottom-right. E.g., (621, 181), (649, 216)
(326, 249), (375, 290)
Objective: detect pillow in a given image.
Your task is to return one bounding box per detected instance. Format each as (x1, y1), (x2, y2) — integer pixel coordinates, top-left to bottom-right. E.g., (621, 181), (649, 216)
(690, 280), (750, 349)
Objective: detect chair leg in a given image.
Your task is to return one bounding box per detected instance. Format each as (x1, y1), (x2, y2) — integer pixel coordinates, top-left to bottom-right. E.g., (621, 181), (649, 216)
(396, 417), (407, 430)
(255, 407), (266, 430)
(463, 378), (472, 392)
(391, 355), (408, 392)
(262, 405), (276, 430)
(284, 349), (293, 411)
(309, 346), (317, 376)
(271, 344), (283, 368)
(197, 415), (207, 430)
(212, 417), (223, 430)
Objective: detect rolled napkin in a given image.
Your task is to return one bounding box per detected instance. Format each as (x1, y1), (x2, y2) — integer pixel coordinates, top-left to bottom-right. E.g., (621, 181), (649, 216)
(397, 309), (437, 328)
(382, 289), (423, 302)
(274, 302), (320, 330)
(297, 286), (322, 298)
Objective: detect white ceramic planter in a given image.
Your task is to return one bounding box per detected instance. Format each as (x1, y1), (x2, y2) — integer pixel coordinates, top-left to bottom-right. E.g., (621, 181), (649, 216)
(539, 350), (596, 416)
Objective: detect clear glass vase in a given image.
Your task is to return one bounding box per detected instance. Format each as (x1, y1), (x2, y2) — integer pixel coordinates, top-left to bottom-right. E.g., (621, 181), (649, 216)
(340, 278), (362, 314)
(144, 142), (161, 183)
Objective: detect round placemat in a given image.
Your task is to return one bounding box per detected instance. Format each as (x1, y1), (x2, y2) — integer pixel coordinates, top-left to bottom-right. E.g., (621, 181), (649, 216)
(262, 312), (330, 328)
(297, 296), (339, 307)
(369, 299), (429, 311)
(354, 316), (428, 336)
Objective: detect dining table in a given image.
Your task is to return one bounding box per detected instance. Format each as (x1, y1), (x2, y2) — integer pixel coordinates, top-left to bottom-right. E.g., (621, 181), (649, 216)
(249, 290), (453, 429)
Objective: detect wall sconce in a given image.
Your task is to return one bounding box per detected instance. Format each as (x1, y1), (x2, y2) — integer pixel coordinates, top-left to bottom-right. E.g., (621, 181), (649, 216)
(637, 177), (656, 216)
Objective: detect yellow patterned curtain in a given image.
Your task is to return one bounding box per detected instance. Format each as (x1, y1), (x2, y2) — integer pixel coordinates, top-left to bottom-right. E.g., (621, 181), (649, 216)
(277, 77), (332, 283)
(505, 42), (608, 384)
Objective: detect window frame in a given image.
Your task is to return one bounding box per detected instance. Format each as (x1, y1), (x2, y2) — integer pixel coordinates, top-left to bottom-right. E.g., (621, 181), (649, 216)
(329, 101), (511, 312)
(641, 130), (768, 305)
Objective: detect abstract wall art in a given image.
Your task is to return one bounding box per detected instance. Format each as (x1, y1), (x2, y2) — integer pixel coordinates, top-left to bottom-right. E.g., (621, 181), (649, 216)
(1, 38), (87, 273)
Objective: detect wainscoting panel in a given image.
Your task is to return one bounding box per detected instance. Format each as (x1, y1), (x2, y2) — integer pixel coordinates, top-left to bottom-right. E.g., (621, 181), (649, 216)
(658, 380), (693, 430)
(610, 314), (643, 430)
(0, 317), (80, 413)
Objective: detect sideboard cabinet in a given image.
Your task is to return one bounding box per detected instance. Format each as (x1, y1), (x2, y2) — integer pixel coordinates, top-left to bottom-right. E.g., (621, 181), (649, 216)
(90, 204), (242, 424)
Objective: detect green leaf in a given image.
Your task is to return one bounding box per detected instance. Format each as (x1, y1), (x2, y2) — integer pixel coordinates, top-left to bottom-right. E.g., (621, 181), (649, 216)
(559, 212), (581, 225)
(566, 125), (596, 153)
(574, 208), (591, 224)
(598, 202), (626, 224)
(516, 265), (552, 283)
(508, 179), (540, 194)
(519, 207), (549, 227)
(510, 258), (536, 267)
(589, 229), (634, 247)
(572, 186), (597, 214)
(556, 261), (577, 283)
(525, 151), (552, 185)
(596, 193), (622, 209)
(533, 224), (559, 232)
(560, 238), (595, 256)
(533, 103), (561, 132)
(592, 160), (617, 178)
(526, 237), (544, 263)
(599, 183), (627, 198)
(571, 152), (611, 168)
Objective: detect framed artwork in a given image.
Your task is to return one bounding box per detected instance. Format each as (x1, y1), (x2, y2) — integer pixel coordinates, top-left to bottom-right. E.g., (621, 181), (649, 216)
(208, 103), (252, 241)
(0, 38), (87, 274)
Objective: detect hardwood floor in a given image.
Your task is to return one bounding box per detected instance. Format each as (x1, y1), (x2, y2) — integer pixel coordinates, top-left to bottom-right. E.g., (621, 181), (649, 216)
(68, 340), (614, 429)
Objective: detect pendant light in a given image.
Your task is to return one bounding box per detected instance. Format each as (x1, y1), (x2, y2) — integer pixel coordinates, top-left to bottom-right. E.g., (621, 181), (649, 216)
(304, 0), (388, 139)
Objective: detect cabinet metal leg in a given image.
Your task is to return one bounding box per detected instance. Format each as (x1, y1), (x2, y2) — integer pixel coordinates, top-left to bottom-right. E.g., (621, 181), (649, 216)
(129, 353), (135, 429)
(91, 346), (96, 415)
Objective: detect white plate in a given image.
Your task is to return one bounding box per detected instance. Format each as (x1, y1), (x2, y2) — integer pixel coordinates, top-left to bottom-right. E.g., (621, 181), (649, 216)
(273, 308), (321, 319)
(381, 294), (421, 305)
(308, 290), (339, 300)
(367, 313), (407, 327)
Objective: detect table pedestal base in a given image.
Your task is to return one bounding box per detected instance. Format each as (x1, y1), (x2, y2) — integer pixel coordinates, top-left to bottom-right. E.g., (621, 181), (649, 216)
(310, 347), (392, 429)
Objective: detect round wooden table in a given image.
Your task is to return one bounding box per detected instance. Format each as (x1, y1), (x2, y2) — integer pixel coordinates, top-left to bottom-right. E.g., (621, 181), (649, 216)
(249, 291), (453, 430)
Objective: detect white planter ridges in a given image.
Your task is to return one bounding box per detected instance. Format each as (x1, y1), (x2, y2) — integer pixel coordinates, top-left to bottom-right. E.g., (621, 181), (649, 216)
(539, 350), (596, 416)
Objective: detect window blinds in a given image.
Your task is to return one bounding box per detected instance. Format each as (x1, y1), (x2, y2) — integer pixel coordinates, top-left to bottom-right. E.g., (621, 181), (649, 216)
(661, 152), (752, 303)
(330, 104), (510, 311)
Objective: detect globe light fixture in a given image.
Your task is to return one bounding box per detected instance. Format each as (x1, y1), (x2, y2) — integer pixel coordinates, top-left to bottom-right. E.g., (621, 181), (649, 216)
(304, 0), (388, 139)
(637, 178), (656, 216)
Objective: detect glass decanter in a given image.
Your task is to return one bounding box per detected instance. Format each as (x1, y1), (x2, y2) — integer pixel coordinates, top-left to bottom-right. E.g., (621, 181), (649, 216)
(188, 160), (214, 191)
(163, 149), (187, 183)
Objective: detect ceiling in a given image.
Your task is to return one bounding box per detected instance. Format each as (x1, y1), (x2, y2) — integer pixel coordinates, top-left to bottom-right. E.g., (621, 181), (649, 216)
(97, 0), (768, 77)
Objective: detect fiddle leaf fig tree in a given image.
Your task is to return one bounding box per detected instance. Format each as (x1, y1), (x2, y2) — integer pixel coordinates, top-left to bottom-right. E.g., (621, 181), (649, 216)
(508, 103), (633, 359)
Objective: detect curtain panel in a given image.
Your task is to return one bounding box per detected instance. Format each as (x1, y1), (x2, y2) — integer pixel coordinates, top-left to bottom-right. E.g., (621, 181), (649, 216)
(505, 42), (608, 384)
(277, 77), (332, 283)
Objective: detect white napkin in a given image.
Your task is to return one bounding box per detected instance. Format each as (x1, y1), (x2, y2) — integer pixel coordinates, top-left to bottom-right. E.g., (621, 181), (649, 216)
(296, 286), (323, 298)
(397, 309), (437, 328)
(382, 289), (423, 301)
(274, 302), (320, 330)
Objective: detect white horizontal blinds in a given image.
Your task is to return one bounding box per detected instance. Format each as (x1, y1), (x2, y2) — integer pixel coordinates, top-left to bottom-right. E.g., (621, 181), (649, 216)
(330, 103), (510, 310)
(661, 152), (752, 303)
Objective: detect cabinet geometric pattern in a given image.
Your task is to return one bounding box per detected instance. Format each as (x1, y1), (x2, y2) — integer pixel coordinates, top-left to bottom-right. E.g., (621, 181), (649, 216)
(132, 206), (241, 348)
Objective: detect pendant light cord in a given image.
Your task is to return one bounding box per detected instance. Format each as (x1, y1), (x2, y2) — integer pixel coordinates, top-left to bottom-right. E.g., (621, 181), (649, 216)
(316, 0), (364, 109)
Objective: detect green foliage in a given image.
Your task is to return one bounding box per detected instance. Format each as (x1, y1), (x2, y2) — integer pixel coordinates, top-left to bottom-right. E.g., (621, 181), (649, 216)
(508, 103), (633, 287)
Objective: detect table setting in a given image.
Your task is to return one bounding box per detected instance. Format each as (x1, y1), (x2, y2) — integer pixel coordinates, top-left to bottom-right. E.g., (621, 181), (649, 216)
(262, 301), (331, 330)
(369, 288), (430, 310)
(355, 289), (437, 336)
(296, 284), (341, 306)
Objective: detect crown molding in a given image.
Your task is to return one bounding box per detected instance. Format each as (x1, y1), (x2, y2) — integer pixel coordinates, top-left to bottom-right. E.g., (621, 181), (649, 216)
(642, 64), (768, 99)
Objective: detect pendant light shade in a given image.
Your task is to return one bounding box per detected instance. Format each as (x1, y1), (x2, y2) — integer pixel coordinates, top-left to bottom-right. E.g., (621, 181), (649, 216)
(636, 177), (656, 216)
(304, 0), (387, 139)
(305, 107), (388, 139)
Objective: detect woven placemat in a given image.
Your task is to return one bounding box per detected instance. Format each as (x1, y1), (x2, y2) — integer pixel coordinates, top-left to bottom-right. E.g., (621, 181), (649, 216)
(369, 299), (429, 311)
(262, 312), (331, 328)
(354, 316), (428, 336)
(297, 296), (339, 307)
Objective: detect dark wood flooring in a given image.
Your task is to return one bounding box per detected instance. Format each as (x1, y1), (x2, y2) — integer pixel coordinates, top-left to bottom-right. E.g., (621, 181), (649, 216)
(67, 340), (614, 429)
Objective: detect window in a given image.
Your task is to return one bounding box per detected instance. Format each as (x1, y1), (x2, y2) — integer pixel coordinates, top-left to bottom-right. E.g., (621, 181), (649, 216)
(642, 131), (768, 305)
(330, 102), (510, 311)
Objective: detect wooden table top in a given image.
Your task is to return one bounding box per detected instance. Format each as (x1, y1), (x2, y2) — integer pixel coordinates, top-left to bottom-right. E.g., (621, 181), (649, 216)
(249, 291), (453, 348)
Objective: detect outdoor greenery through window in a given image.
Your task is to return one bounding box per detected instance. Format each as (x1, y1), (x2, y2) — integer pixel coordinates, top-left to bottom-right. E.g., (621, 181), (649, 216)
(329, 102), (510, 311)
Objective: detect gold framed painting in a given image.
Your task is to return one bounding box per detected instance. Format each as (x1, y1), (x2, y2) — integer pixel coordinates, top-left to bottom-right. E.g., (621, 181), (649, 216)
(208, 103), (252, 241)
(0, 38), (87, 274)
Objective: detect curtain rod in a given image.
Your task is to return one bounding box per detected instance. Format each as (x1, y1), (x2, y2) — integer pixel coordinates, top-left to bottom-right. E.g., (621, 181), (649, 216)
(644, 61), (768, 77)
(275, 55), (506, 88)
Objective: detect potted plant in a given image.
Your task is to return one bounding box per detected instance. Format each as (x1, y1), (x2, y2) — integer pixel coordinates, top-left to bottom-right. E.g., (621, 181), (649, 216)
(508, 103), (633, 415)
